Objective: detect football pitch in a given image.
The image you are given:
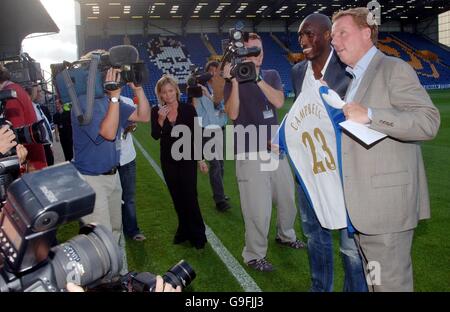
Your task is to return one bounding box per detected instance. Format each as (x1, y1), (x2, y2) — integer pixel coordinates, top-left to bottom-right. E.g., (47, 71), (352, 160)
(60, 89), (450, 292)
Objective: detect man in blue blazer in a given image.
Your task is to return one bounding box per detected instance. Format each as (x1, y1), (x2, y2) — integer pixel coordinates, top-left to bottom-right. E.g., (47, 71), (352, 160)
(291, 13), (367, 292)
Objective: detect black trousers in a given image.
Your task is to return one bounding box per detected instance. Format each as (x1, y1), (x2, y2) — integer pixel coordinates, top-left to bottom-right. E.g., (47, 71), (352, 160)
(161, 159), (206, 245)
(60, 135), (73, 161)
(44, 144), (54, 166)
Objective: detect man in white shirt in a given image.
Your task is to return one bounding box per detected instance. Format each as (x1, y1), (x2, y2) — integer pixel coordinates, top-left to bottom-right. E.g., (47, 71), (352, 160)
(118, 96), (146, 241)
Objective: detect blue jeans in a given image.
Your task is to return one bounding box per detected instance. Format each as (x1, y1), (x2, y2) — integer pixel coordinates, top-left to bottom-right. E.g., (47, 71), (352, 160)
(118, 159), (141, 238)
(202, 132), (226, 204)
(298, 185), (367, 292)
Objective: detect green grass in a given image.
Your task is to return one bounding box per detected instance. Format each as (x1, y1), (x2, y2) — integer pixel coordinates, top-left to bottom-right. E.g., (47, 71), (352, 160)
(59, 89), (450, 292)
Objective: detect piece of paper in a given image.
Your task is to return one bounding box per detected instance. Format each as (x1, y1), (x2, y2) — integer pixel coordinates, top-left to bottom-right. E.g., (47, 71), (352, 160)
(339, 120), (387, 145)
(319, 86), (387, 145)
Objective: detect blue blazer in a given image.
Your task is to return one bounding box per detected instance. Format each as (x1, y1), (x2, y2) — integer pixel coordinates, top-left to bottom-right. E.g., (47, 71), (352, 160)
(291, 50), (351, 99)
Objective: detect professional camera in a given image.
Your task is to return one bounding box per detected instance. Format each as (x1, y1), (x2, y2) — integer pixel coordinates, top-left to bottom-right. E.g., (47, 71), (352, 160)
(0, 90), (49, 157)
(93, 259), (195, 292)
(51, 45), (149, 126)
(0, 163), (122, 292)
(102, 45), (149, 91)
(4, 53), (43, 87)
(186, 65), (213, 98)
(221, 25), (261, 83)
(52, 45), (149, 101)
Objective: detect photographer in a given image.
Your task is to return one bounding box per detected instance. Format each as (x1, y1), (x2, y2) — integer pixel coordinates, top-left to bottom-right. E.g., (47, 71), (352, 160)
(223, 32), (305, 272)
(0, 64), (47, 171)
(192, 61), (230, 212)
(71, 62), (150, 275)
(0, 125), (27, 164)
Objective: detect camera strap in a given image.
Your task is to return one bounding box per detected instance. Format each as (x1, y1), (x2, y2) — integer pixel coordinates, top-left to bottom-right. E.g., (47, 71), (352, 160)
(61, 55), (100, 126)
(61, 69), (82, 122)
(84, 54), (100, 125)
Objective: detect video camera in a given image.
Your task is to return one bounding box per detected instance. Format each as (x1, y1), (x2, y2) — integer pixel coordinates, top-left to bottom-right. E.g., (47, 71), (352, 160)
(51, 45), (149, 126)
(102, 45), (149, 92)
(221, 24), (261, 83)
(186, 65), (212, 98)
(51, 45), (149, 101)
(3, 53), (43, 87)
(0, 163), (196, 292)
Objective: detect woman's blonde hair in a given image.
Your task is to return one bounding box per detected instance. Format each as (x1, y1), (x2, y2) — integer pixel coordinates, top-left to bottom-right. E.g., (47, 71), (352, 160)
(155, 74), (180, 105)
(79, 49), (108, 61)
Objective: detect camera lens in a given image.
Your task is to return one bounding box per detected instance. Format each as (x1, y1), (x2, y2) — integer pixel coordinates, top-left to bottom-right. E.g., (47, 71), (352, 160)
(15, 120), (48, 145)
(239, 66), (249, 77)
(50, 224), (122, 289)
(187, 76), (197, 87)
(162, 260), (196, 289)
(233, 31), (242, 41)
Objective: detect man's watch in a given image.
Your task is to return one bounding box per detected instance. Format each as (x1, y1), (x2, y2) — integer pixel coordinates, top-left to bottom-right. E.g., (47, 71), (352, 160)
(109, 96), (119, 103)
(256, 73), (263, 83)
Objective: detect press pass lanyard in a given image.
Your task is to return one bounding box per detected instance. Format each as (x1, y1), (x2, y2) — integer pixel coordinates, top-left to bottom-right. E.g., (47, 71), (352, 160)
(260, 71), (274, 119)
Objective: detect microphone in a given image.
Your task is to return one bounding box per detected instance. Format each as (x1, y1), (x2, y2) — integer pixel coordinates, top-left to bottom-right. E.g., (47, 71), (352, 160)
(108, 45), (139, 67)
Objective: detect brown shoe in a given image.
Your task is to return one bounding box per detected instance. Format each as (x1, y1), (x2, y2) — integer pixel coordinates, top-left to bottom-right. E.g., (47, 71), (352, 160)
(275, 237), (306, 249)
(247, 258), (274, 272)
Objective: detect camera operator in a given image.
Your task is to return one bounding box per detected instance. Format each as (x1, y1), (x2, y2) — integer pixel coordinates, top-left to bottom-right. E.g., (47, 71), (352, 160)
(71, 62), (150, 275)
(0, 125), (27, 164)
(192, 61), (230, 212)
(223, 32), (305, 272)
(0, 64), (47, 171)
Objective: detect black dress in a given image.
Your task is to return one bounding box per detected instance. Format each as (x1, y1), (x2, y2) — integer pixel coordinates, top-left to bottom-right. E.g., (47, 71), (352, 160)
(151, 102), (207, 248)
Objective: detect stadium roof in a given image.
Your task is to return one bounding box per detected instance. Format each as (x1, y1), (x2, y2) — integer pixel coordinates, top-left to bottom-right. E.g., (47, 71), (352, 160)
(77, 0), (450, 27)
(1, 0), (59, 59)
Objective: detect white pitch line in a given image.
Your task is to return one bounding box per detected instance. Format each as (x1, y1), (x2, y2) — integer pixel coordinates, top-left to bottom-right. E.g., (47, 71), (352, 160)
(133, 136), (262, 292)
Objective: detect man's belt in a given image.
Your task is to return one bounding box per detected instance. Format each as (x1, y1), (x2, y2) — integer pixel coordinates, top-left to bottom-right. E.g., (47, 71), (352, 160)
(101, 167), (118, 175)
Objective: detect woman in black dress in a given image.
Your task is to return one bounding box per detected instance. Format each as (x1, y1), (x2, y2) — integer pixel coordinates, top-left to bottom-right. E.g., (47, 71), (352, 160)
(151, 75), (207, 249)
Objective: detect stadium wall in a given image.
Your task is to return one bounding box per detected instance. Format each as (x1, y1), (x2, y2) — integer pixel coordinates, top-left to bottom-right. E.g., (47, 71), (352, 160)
(82, 19), (301, 37)
(417, 16), (439, 41)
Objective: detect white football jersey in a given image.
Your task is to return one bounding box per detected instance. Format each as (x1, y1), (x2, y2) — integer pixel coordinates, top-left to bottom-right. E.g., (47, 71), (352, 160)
(278, 80), (347, 229)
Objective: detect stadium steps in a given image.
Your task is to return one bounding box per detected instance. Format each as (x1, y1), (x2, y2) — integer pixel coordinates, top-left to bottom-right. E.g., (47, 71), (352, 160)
(270, 33), (294, 65)
(270, 33), (291, 54)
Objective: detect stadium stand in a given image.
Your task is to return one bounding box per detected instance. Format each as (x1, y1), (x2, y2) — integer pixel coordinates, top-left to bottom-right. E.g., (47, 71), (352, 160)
(147, 36), (191, 83)
(378, 33), (450, 88)
(84, 29), (450, 102)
